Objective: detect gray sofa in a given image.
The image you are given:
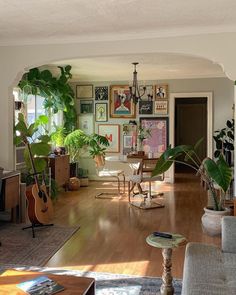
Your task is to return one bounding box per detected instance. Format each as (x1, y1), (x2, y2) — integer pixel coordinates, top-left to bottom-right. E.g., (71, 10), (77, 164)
(182, 216), (236, 295)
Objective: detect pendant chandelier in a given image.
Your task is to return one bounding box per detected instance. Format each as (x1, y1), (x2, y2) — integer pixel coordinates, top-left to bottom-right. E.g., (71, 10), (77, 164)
(129, 62), (146, 104)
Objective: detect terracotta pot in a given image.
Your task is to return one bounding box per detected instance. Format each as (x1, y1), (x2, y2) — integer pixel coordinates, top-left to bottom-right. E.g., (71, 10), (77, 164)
(201, 207), (230, 236)
(94, 155), (105, 167)
(68, 177), (80, 191)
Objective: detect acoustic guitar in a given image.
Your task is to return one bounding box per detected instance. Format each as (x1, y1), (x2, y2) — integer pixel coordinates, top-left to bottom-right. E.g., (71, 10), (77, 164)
(24, 138), (54, 225)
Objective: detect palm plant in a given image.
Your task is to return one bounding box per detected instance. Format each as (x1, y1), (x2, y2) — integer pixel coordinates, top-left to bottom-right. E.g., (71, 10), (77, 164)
(152, 139), (232, 211)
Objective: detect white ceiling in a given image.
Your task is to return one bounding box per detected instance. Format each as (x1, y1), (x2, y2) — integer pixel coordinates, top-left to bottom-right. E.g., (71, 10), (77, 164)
(1, 0), (236, 46)
(50, 53), (225, 81)
(2, 0), (231, 80)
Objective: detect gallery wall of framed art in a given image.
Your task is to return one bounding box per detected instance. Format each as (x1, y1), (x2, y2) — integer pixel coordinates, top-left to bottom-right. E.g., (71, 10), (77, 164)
(73, 82), (170, 155)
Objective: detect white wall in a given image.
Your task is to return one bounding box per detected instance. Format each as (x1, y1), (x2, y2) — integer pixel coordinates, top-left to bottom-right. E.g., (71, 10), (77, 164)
(72, 77), (234, 180)
(1, 32), (236, 170)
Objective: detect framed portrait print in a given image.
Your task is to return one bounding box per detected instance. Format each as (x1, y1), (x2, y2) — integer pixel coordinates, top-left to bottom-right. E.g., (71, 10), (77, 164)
(78, 114), (94, 135)
(79, 100), (94, 114)
(95, 86), (108, 100)
(139, 85), (154, 101)
(95, 102), (108, 122)
(140, 117), (169, 155)
(98, 124), (120, 153)
(154, 100), (168, 115)
(155, 84), (168, 100)
(76, 85), (93, 99)
(139, 101), (153, 115)
(110, 85), (136, 118)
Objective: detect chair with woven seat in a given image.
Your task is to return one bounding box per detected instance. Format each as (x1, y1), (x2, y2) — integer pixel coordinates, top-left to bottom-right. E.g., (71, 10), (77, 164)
(128, 157), (165, 209)
(94, 155), (125, 199)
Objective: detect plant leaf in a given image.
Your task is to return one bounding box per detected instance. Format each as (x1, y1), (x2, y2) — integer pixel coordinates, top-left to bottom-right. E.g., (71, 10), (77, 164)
(203, 155), (232, 193)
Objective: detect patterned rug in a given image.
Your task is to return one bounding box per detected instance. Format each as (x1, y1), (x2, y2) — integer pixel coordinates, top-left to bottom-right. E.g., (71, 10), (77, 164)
(0, 266), (182, 295)
(0, 223), (80, 266)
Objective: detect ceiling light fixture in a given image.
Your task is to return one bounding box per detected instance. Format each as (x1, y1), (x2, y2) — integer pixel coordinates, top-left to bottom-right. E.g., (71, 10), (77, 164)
(129, 62), (147, 104)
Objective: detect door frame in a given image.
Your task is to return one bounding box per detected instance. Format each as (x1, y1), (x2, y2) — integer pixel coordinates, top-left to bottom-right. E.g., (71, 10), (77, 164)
(169, 92), (213, 183)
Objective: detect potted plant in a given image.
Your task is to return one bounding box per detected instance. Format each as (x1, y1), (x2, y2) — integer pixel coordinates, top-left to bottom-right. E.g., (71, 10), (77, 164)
(213, 119), (234, 166)
(64, 129), (88, 176)
(152, 140), (232, 236)
(137, 125), (151, 154)
(87, 133), (109, 166)
(50, 126), (67, 155)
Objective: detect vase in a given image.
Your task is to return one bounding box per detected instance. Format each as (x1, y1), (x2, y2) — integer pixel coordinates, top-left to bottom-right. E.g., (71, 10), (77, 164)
(201, 207), (230, 236)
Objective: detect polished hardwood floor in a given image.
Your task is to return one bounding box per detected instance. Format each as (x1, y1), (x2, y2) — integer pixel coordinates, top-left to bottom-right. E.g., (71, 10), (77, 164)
(46, 173), (221, 278)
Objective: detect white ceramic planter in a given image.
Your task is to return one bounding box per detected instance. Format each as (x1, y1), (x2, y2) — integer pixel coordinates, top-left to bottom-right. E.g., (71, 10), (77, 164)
(201, 207), (230, 236)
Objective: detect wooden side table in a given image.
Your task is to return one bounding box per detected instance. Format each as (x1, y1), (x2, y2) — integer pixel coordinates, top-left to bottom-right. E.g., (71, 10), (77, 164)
(0, 269), (95, 295)
(146, 233), (187, 295)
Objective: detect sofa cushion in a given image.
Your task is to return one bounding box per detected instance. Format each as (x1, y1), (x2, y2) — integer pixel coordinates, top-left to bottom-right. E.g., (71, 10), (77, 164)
(182, 243), (236, 295)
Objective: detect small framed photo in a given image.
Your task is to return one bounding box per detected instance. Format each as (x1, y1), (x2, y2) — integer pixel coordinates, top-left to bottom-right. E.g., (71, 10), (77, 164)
(95, 86), (109, 100)
(80, 100), (94, 114)
(155, 84), (168, 100)
(98, 124), (120, 153)
(139, 85), (154, 101)
(76, 85), (93, 99)
(139, 101), (153, 115)
(78, 114), (94, 135)
(154, 100), (168, 115)
(95, 102), (108, 122)
(123, 135), (133, 148)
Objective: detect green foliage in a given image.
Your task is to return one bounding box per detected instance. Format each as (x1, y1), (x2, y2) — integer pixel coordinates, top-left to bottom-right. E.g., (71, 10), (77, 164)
(213, 119), (234, 158)
(50, 126), (66, 147)
(64, 129), (88, 163)
(64, 130), (109, 162)
(18, 66), (77, 133)
(87, 133), (109, 158)
(152, 140), (232, 211)
(14, 113), (51, 173)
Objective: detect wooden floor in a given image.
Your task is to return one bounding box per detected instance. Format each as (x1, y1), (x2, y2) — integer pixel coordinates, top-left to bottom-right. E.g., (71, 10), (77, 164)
(46, 173), (221, 279)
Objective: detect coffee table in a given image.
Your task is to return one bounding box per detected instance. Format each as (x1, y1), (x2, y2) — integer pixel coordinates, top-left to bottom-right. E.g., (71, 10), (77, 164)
(146, 233), (187, 295)
(0, 269), (95, 295)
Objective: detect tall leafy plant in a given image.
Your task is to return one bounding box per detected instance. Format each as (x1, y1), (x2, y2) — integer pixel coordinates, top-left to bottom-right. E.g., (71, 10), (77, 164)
(152, 140), (232, 211)
(213, 119), (234, 164)
(14, 113), (51, 173)
(18, 65), (77, 133)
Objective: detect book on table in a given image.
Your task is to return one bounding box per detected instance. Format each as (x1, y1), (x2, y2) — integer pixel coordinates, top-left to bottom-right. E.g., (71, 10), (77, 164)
(17, 275), (65, 294)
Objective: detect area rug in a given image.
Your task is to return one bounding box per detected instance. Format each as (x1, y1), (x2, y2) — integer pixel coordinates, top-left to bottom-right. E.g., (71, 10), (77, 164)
(0, 266), (182, 294)
(0, 223), (79, 266)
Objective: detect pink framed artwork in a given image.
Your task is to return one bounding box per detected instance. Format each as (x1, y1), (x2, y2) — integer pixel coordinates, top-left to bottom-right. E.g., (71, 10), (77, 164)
(110, 85), (136, 118)
(98, 124), (120, 153)
(140, 117), (169, 155)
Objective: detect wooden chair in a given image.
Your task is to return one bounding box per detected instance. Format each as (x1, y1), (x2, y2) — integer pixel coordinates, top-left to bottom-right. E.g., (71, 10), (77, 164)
(94, 155), (125, 199)
(128, 157), (165, 209)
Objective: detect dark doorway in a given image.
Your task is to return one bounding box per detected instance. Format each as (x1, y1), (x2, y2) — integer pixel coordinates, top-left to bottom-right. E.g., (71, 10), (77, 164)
(175, 97), (207, 173)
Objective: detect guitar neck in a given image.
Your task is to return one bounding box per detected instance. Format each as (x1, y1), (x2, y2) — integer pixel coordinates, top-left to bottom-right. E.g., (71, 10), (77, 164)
(26, 142), (40, 191)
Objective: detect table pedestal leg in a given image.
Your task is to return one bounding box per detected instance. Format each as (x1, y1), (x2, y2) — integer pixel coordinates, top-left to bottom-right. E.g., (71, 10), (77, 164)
(160, 248), (174, 295)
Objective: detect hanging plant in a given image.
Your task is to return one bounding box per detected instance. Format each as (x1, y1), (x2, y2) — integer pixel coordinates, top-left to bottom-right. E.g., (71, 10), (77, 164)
(18, 65), (77, 133)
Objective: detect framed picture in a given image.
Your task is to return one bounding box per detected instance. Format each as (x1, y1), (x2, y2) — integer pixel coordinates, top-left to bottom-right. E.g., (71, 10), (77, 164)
(155, 84), (168, 100)
(78, 114), (94, 135)
(139, 101), (153, 115)
(154, 100), (168, 115)
(110, 85), (136, 118)
(98, 124), (120, 153)
(139, 85), (154, 101)
(79, 100), (94, 114)
(95, 86), (109, 100)
(123, 135), (133, 148)
(95, 102), (108, 122)
(76, 85), (93, 99)
(140, 117), (169, 155)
